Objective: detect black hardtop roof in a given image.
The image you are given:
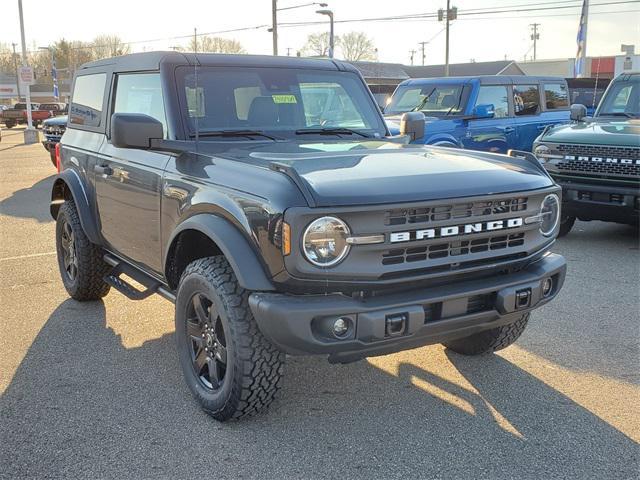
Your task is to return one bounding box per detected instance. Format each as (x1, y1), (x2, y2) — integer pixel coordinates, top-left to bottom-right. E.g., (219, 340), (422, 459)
(401, 74), (566, 86)
(78, 50), (356, 73)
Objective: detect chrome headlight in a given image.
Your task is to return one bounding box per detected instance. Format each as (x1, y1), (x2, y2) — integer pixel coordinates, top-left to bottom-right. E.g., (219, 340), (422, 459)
(533, 144), (550, 161)
(302, 216), (350, 267)
(539, 194), (560, 236)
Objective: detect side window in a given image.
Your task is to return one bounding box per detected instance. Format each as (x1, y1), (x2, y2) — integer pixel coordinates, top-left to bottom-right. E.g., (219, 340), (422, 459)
(69, 73), (106, 127)
(544, 84), (569, 110)
(475, 86), (509, 118)
(113, 73), (167, 137)
(513, 85), (540, 116)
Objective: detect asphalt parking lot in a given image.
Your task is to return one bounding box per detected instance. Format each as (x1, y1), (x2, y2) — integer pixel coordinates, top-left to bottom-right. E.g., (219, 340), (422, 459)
(0, 126), (638, 479)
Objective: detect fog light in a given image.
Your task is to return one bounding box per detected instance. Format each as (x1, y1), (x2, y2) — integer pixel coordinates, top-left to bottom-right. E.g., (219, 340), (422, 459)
(542, 278), (553, 297)
(333, 318), (350, 337)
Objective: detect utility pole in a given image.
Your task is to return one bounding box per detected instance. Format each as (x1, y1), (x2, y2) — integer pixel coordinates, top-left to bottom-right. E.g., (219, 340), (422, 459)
(286, 47), (292, 56)
(438, 1), (457, 76)
(529, 23), (540, 61)
(11, 43), (21, 101)
(418, 42), (428, 66)
(193, 28), (197, 53)
(272, 0), (278, 56)
(409, 49), (416, 66)
(18, 0), (37, 143)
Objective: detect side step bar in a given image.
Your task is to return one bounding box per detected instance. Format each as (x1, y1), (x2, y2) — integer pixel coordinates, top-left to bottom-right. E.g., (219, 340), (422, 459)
(103, 254), (176, 302)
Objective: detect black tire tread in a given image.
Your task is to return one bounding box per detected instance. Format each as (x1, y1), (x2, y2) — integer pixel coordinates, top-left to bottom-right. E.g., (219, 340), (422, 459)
(444, 314), (529, 355)
(57, 200), (110, 301)
(180, 256), (284, 420)
(558, 216), (576, 237)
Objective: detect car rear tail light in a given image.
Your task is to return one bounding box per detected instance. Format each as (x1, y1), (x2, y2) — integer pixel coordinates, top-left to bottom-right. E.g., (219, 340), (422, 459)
(55, 143), (61, 173)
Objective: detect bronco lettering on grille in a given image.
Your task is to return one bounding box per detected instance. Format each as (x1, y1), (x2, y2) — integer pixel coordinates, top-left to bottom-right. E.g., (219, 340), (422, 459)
(563, 155), (640, 165)
(390, 218), (524, 243)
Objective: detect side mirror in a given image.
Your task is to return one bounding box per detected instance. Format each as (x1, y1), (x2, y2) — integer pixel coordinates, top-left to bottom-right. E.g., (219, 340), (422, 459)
(472, 103), (495, 119)
(399, 111), (425, 141)
(111, 113), (163, 149)
(570, 103), (587, 122)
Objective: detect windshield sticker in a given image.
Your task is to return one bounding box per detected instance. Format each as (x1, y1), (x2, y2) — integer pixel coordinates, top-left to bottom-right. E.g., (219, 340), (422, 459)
(272, 94), (297, 104)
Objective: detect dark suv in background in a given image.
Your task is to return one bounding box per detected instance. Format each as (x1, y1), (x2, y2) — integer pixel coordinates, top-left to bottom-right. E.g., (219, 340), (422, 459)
(534, 72), (639, 235)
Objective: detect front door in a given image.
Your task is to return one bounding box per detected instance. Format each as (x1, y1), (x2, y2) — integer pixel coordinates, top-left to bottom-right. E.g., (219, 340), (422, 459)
(463, 85), (516, 153)
(94, 72), (170, 274)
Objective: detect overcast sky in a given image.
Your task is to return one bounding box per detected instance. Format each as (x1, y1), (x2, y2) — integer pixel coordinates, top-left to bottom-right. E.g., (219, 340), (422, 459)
(3, 0), (639, 64)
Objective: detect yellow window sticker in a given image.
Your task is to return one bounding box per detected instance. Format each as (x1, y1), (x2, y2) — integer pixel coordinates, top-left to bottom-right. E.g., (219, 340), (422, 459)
(272, 94), (297, 104)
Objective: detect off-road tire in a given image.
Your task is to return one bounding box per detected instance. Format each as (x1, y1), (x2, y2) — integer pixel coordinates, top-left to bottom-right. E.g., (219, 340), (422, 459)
(558, 215), (576, 237)
(4, 121), (15, 129)
(55, 199), (111, 300)
(175, 256), (285, 421)
(443, 313), (529, 355)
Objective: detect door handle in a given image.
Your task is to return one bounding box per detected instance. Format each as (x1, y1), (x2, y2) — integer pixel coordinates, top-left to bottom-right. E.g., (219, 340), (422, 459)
(502, 127), (515, 134)
(94, 164), (113, 176)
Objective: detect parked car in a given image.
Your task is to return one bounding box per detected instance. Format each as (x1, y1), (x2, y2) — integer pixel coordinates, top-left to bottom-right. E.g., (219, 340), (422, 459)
(534, 71), (639, 236)
(42, 115), (67, 165)
(0, 102), (53, 128)
(384, 76), (570, 153)
(566, 77), (610, 116)
(51, 52), (566, 421)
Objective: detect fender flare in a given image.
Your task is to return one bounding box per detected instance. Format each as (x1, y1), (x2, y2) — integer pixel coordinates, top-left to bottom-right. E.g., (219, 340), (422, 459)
(50, 169), (101, 244)
(425, 135), (462, 148)
(165, 214), (275, 292)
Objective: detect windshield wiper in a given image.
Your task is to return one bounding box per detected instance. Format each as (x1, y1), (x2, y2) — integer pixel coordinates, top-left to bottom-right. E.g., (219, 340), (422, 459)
(599, 112), (636, 118)
(411, 87), (437, 112)
(295, 127), (371, 138)
(188, 129), (278, 140)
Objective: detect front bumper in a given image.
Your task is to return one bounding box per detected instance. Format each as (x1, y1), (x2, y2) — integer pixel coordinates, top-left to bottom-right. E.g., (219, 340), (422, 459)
(42, 137), (61, 152)
(554, 177), (639, 224)
(249, 252), (566, 363)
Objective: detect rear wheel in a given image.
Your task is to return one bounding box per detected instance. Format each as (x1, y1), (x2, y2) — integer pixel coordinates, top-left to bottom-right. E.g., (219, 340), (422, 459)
(4, 121), (15, 129)
(443, 314), (529, 355)
(558, 215), (576, 237)
(175, 256), (285, 421)
(55, 199), (111, 300)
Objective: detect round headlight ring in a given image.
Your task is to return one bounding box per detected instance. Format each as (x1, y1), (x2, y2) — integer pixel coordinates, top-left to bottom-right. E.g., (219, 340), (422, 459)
(302, 216), (351, 267)
(540, 193), (560, 236)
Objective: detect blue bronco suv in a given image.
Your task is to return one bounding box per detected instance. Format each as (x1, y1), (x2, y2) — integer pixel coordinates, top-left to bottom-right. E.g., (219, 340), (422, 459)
(385, 75), (570, 153)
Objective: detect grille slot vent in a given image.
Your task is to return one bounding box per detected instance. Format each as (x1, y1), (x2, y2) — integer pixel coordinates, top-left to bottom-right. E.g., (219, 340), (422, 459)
(385, 197), (528, 226)
(382, 233), (525, 265)
(555, 144), (640, 178)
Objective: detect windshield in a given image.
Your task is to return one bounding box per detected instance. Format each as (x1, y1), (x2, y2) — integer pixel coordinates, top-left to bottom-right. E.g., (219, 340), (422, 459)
(385, 83), (469, 116)
(175, 66), (387, 139)
(597, 76), (640, 117)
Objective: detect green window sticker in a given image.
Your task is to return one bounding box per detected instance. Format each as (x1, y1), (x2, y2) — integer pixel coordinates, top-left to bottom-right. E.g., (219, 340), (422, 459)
(272, 94), (297, 104)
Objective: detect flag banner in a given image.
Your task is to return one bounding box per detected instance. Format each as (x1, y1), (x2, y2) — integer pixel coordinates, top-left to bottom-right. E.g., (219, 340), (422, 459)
(574, 0), (588, 77)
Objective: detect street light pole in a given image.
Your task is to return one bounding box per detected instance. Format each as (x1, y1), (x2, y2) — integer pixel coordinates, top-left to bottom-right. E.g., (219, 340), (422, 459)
(444, 0), (451, 76)
(18, 0), (38, 144)
(316, 9), (334, 58)
(272, 0), (278, 56)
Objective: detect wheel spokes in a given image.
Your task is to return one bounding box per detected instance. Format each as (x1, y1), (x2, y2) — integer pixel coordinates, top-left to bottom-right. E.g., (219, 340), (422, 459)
(186, 318), (203, 339)
(214, 343), (227, 364)
(192, 294), (209, 324)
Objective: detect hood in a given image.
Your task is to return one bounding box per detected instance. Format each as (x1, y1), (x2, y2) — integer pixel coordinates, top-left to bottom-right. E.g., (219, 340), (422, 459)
(540, 118), (640, 147)
(238, 141), (552, 207)
(43, 115), (68, 126)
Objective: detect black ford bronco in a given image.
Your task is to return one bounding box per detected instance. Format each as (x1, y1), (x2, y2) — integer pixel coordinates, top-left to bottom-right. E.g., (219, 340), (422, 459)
(534, 72), (640, 236)
(52, 52), (566, 421)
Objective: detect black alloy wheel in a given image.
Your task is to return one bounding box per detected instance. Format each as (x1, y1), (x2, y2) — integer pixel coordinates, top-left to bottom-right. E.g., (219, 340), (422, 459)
(59, 216), (78, 281)
(186, 292), (228, 390)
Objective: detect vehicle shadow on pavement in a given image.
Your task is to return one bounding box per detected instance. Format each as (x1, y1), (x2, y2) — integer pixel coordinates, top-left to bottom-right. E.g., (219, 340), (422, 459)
(1, 299), (637, 479)
(0, 175), (56, 223)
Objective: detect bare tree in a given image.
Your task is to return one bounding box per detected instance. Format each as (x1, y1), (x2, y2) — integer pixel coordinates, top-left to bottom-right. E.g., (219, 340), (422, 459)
(339, 32), (377, 62)
(301, 32), (332, 57)
(90, 35), (131, 60)
(185, 36), (245, 54)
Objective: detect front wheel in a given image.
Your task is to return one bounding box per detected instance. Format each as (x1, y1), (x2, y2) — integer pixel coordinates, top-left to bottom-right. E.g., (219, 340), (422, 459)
(443, 314), (529, 355)
(175, 256), (285, 421)
(4, 121), (15, 129)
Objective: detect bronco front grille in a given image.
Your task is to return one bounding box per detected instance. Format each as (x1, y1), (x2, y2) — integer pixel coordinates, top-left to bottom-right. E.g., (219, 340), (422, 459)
(555, 144), (640, 178)
(384, 197), (528, 226)
(382, 232), (525, 265)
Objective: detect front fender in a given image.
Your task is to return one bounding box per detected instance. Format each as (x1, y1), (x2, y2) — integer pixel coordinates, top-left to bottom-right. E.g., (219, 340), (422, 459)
(50, 169), (101, 244)
(165, 214), (275, 292)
